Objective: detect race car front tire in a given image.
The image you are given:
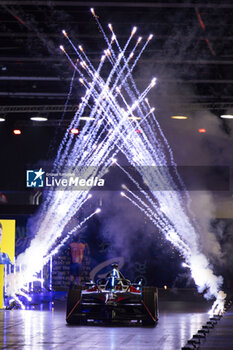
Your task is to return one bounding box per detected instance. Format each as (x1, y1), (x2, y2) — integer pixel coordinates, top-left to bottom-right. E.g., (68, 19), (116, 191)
(66, 286), (82, 324)
(142, 287), (158, 326)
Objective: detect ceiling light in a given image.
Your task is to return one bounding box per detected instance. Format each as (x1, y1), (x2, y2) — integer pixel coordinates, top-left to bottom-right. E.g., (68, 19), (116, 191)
(220, 114), (233, 119)
(129, 116), (141, 120)
(30, 117), (48, 122)
(79, 116), (95, 121)
(198, 128), (206, 133)
(171, 116), (188, 120)
(70, 128), (79, 134)
(13, 129), (21, 135)
(0, 118), (5, 122)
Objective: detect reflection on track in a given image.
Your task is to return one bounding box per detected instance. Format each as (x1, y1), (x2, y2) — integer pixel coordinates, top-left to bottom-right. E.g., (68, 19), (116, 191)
(0, 299), (210, 350)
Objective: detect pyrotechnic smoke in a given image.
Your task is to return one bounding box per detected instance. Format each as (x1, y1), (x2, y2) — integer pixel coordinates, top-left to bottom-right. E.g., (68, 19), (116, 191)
(7, 9), (226, 314)
(189, 192), (223, 264)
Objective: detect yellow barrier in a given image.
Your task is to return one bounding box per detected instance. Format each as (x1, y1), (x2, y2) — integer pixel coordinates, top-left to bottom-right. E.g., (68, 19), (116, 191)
(0, 220), (15, 308)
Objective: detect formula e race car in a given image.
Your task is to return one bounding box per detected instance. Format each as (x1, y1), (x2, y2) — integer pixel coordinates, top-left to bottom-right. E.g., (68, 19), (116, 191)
(66, 264), (158, 326)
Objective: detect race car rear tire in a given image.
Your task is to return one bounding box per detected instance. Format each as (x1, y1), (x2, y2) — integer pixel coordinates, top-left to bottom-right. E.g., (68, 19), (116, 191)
(66, 286), (82, 324)
(142, 287), (158, 326)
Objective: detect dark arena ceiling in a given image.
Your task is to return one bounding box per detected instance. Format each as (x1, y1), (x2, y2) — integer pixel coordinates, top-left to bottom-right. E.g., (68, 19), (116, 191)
(1, 1), (233, 125)
(1, 0), (233, 207)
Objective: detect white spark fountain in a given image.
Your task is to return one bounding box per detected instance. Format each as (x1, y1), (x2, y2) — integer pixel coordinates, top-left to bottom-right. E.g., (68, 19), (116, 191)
(6, 9), (225, 315)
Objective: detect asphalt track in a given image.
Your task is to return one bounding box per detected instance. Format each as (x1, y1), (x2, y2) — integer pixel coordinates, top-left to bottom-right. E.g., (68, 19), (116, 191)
(0, 289), (231, 350)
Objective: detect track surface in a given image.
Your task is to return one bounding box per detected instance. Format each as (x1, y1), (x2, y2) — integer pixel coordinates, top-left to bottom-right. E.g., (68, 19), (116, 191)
(0, 296), (211, 350)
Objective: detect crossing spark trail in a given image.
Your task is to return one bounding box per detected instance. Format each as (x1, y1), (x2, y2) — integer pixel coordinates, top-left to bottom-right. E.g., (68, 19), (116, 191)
(7, 9), (225, 314)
